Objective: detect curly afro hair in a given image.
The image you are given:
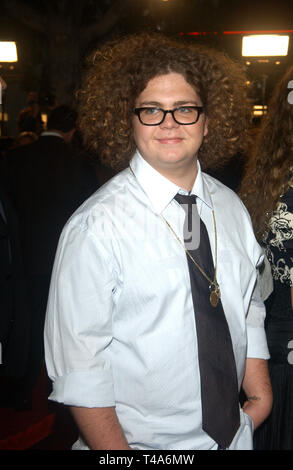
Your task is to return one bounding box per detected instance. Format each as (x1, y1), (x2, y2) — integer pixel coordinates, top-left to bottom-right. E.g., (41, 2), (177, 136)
(77, 32), (250, 171)
(240, 65), (293, 241)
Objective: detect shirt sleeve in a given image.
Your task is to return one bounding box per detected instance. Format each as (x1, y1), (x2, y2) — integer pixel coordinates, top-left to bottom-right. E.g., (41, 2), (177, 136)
(44, 211), (117, 408)
(236, 198), (270, 360)
(246, 266), (270, 360)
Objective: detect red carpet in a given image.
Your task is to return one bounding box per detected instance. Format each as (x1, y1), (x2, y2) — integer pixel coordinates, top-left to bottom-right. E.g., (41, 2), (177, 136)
(0, 366), (77, 450)
(0, 413), (55, 450)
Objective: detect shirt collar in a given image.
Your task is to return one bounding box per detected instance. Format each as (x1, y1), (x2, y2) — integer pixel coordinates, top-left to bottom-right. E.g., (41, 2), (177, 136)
(190, 161), (213, 210)
(41, 131), (63, 139)
(129, 150), (213, 214)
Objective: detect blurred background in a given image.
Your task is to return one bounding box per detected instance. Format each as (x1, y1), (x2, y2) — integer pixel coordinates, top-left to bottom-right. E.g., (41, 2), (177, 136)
(0, 0), (292, 137)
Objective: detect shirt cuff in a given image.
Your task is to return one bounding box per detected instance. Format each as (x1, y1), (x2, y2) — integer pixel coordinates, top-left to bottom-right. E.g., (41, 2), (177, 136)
(246, 324), (270, 359)
(48, 368), (116, 407)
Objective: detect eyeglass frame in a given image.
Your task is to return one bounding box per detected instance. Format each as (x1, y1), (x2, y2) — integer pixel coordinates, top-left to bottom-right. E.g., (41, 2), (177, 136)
(133, 106), (204, 126)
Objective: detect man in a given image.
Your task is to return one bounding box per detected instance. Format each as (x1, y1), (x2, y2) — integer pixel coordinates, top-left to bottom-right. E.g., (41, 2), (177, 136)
(0, 184), (31, 398)
(0, 76), (31, 406)
(4, 105), (98, 407)
(16, 91), (43, 136)
(44, 34), (272, 450)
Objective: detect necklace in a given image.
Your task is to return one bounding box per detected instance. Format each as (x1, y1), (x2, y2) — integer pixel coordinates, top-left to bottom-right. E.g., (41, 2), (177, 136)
(129, 165), (221, 307)
(160, 211), (220, 307)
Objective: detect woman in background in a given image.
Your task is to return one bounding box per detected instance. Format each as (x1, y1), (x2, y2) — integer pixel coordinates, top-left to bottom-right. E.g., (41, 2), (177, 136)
(240, 65), (293, 450)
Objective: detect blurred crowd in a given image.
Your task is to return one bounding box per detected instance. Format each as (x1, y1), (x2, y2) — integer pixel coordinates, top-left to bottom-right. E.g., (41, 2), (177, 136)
(0, 84), (115, 413)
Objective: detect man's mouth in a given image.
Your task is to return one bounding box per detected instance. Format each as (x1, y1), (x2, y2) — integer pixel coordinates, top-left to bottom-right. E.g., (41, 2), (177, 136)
(156, 137), (183, 144)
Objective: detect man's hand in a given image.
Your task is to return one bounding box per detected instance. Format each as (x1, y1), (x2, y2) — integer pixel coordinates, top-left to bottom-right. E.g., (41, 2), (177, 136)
(242, 358), (273, 429)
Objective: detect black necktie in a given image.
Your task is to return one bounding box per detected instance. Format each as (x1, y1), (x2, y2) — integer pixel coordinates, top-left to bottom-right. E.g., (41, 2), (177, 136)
(175, 193), (240, 448)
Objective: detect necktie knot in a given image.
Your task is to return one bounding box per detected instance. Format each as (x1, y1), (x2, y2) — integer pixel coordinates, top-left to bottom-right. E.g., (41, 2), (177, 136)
(174, 193), (199, 248)
(174, 193), (197, 206)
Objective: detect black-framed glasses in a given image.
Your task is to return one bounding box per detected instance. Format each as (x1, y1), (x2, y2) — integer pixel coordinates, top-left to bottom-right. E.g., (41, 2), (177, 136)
(134, 106), (204, 126)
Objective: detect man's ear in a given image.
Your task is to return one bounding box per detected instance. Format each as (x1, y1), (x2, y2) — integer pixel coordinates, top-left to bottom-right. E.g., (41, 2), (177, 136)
(203, 116), (208, 137)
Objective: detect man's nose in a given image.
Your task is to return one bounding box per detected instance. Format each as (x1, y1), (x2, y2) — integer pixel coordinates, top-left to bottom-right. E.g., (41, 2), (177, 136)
(160, 111), (180, 128)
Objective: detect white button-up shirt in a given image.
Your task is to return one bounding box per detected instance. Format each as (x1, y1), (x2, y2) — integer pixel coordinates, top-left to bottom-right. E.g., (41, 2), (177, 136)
(44, 150), (269, 450)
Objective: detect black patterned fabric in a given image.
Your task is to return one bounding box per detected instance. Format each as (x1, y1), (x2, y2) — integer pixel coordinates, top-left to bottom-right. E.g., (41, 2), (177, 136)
(254, 187), (293, 450)
(266, 186), (293, 286)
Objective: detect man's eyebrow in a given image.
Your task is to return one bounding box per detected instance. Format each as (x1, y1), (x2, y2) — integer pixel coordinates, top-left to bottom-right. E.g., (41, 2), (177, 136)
(173, 100), (201, 106)
(138, 101), (161, 107)
(138, 100), (201, 107)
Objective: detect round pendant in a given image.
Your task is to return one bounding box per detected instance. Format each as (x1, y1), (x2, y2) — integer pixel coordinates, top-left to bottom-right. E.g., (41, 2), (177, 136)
(210, 289), (220, 307)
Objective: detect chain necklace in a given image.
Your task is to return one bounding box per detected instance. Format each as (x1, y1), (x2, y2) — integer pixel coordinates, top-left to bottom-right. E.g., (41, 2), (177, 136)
(129, 165), (221, 307)
(160, 210), (220, 307)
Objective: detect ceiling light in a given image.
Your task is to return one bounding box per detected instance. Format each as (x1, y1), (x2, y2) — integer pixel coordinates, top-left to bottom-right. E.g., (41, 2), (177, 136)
(242, 35), (289, 57)
(0, 41), (18, 62)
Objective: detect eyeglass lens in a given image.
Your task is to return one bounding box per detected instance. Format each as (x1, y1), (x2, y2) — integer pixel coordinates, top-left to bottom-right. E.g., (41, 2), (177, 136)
(138, 107), (201, 125)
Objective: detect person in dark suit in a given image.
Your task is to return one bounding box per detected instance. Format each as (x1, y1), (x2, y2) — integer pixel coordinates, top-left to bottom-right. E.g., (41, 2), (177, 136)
(3, 105), (99, 407)
(0, 183), (31, 407)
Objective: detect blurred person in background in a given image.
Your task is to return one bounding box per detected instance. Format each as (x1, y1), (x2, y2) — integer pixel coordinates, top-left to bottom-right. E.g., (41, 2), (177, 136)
(13, 131), (38, 148)
(3, 105), (98, 408)
(17, 91), (44, 136)
(0, 76), (31, 409)
(240, 65), (293, 450)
